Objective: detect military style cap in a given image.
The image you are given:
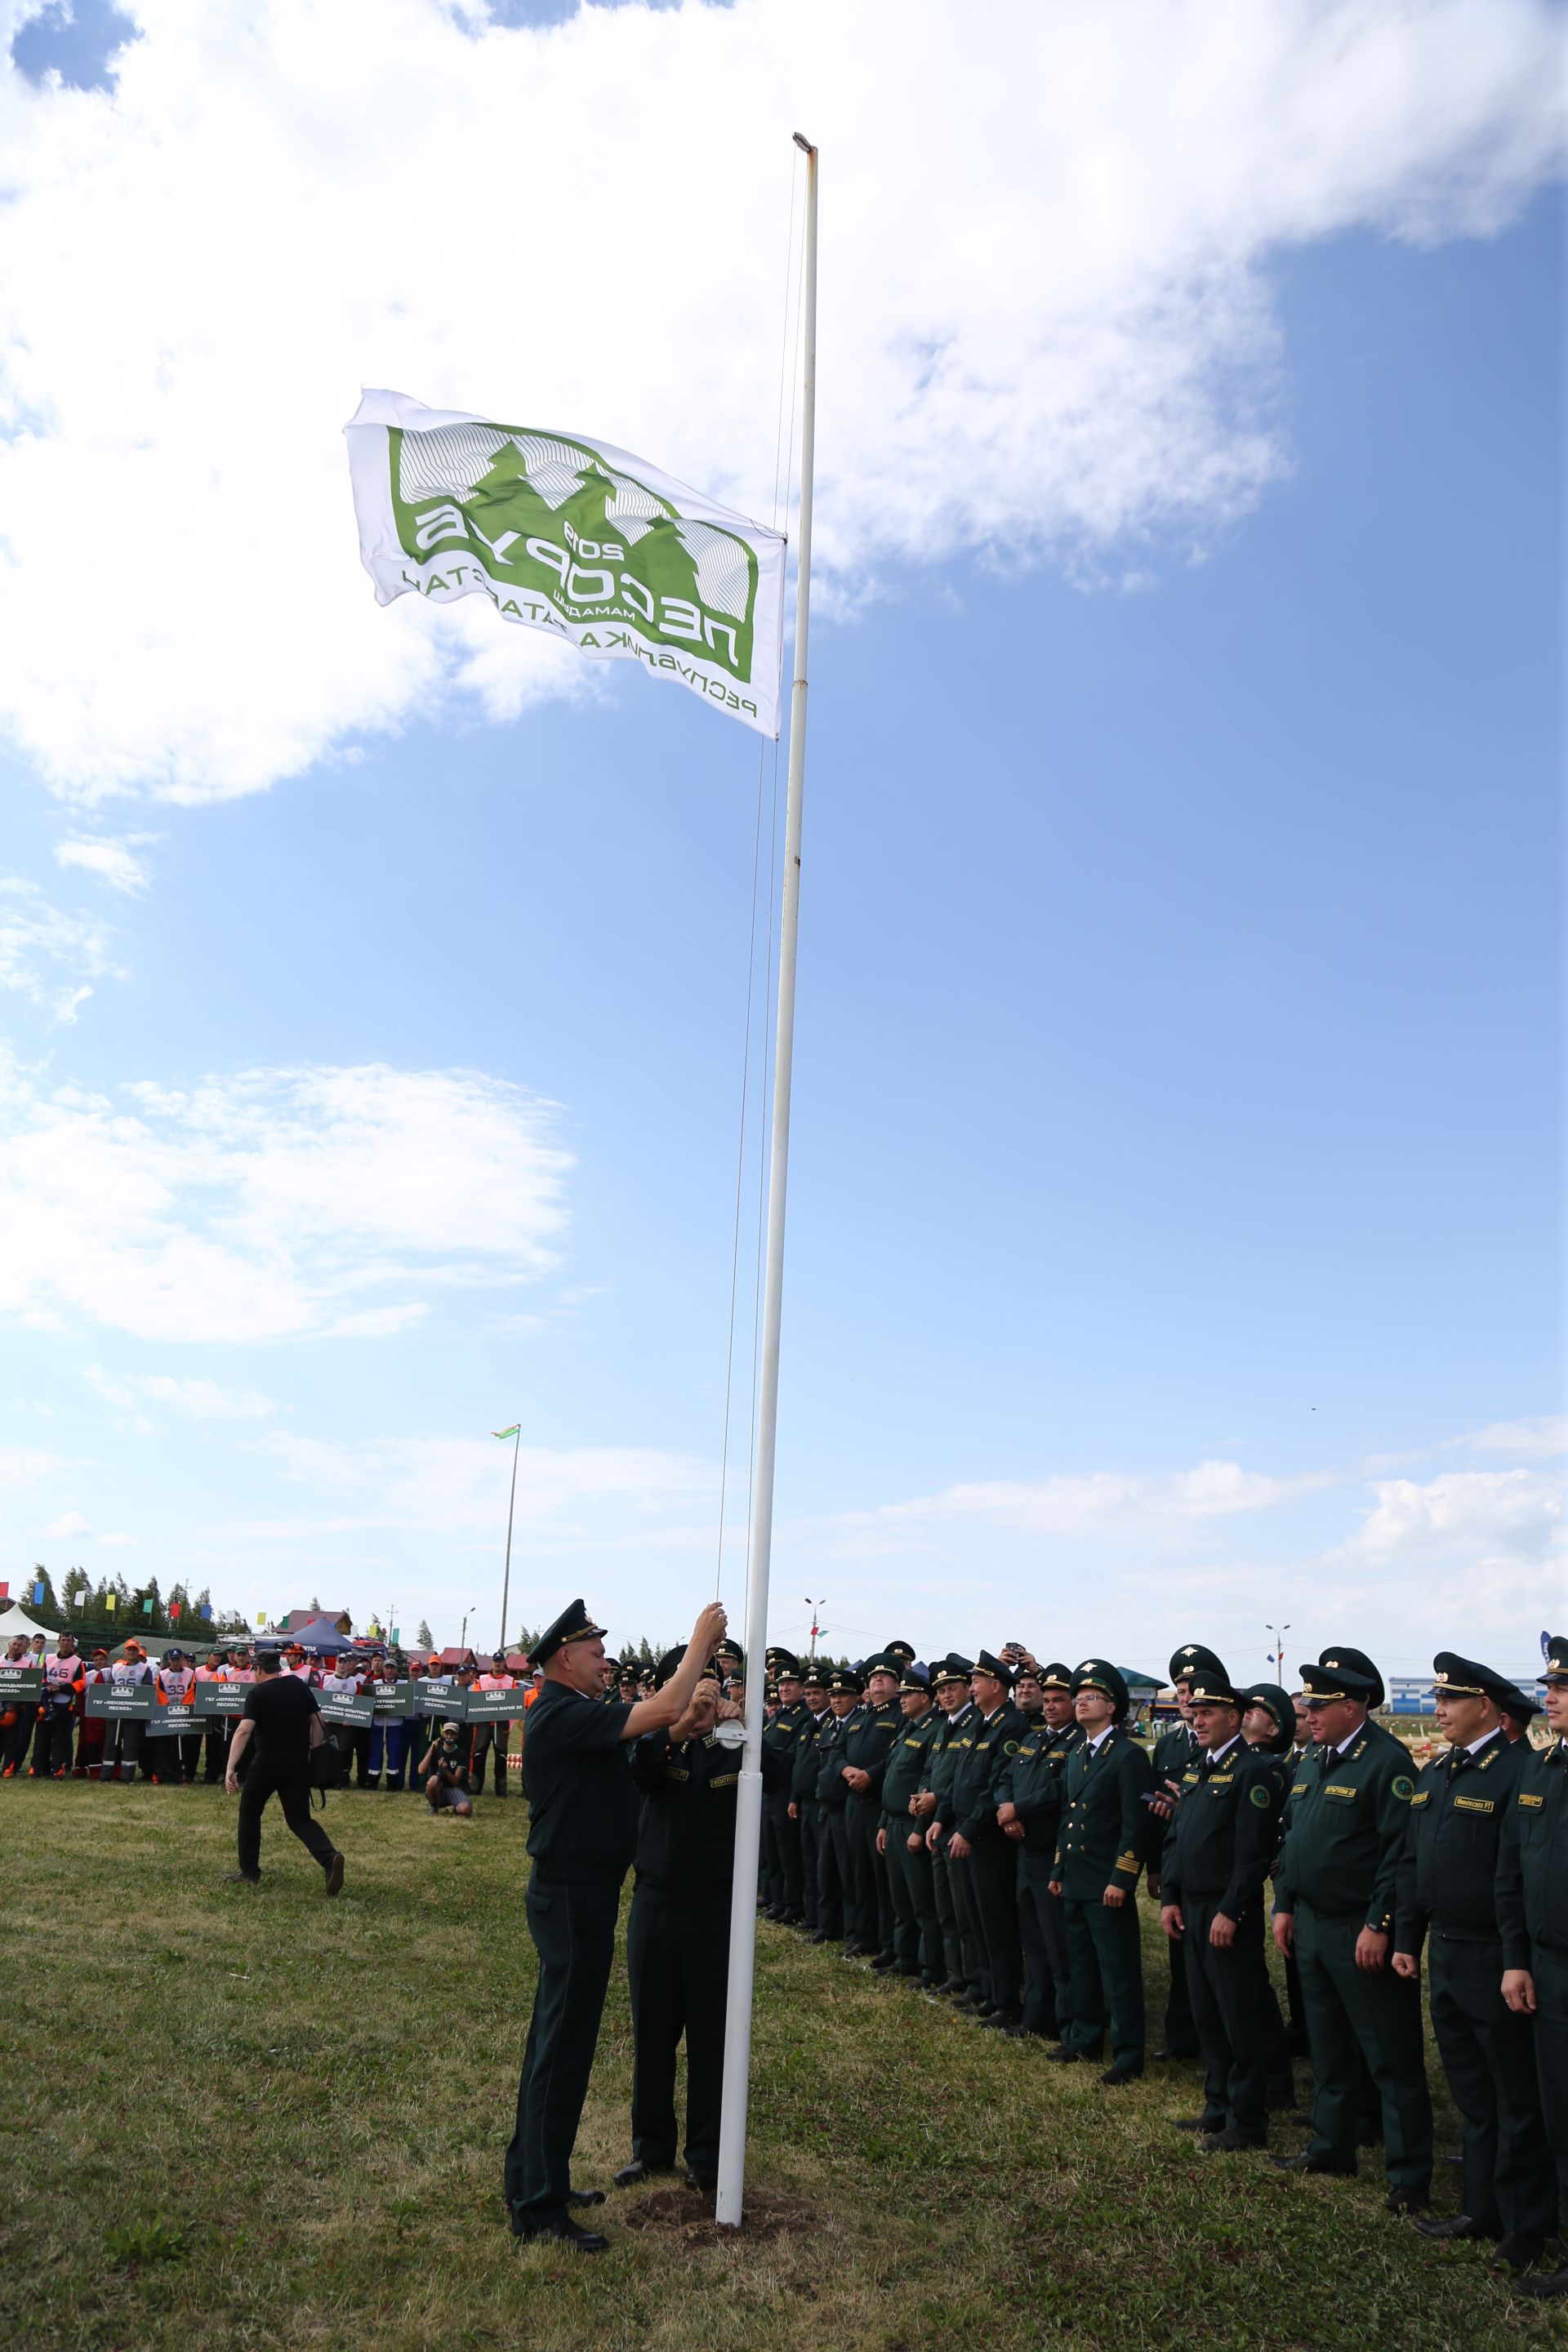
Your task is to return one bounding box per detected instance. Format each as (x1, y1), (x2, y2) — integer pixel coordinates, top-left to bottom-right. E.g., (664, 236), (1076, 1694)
(1241, 1682), (1296, 1751)
(862, 1651), (904, 1680)
(803, 1663), (832, 1690)
(529, 1597), (608, 1667)
(1498, 1682), (1538, 1722)
(1431, 1651), (1517, 1708)
(766, 1646), (802, 1677)
(1542, 1635), (1568, 1686)
(1298, 1650), (1381, 1705)
(1071, 1659), (1129, 1715)
(1186, 1672), (1241, 1709)
(881, 1637), (917, 1665)
(1036, 1661), (1074, 1691)
(972, 1650), (1015, 1687)
(930, 1654), (973, 1687)
(654, 1646), (721, 1688)
(898, 1665), (930, 1695)
(764, 1682), (780, 1703)
(1169, 1642), (1227, 1688)
(827, 1668), (864, 1696)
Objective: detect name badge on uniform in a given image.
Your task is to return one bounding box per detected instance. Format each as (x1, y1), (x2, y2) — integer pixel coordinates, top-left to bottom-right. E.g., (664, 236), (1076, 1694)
(1409, 1790), (1431, 1806)
(1453, 1796), (1494, 1814)
(1323, 1784), (1358, 1801)
(1518, 1793), (1544, 1809)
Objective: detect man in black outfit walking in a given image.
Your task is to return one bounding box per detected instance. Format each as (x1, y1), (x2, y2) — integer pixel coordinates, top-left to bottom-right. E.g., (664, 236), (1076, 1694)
(223, 1649), (345, 1896)
(505, 1592), (728, 2254)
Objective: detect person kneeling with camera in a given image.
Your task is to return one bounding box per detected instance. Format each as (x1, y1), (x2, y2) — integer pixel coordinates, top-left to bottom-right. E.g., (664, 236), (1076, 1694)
(420, 1722), (474, 1816)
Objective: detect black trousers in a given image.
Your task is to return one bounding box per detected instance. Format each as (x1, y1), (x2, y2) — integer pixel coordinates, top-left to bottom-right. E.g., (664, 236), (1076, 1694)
(931, 1841), (965, 1986)
(844, 1799), (886, 1949)
(505, 1869), (622, 2224)
(825, 1806), (853, 1938)
(1063, 1892), (1143, 2066)
(1162, 1910), (1199, 2054)
(1182, 1896), (1269, 2138)
(808, 1804), (844, 1936)
(971, 1836), (1022, 2012)
(763, 1790), (802, 1913)
(1294, 1901), (1432, 2191)
(626, 1884), (728, 2176)
(797, 1804), (823, 1931)
(236, 1761), (336, 1879)
(470, 1722), (510, 1792)
(1016, 1849), (1066, 2036)
(1532, 1942), (1568, 2216)
(947, 1849), (991, 2002)
(203, 1726), (229, 1784)
(1428, 1934), (1555, 2240)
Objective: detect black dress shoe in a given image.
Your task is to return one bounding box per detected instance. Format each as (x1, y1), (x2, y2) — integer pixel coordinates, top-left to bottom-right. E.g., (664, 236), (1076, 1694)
(1271, 2151), (1356, 2176)
(1153, 2045), (1200, 2061)
(1098, 2062), (1143, 2087)
(612, 2159), (673, 2189)
(324, 1851), (345, 1898)
(1200, 2127), (1267, 2153)
(1494, 2234), (1545, 2274)
(684, 2168), (717, 2192)
(1172, 2114), (1227, 2133)
(1413, 2215), (1494, 2243)
(981, 2007), (1023, 2032)
(513, 2214), (608, 2253)
(892, 1961), (922, 1978)
(1045, 2045), (1083, 2065)
(567, 2189), (605, 2208)
(1386, 2186), (1430, 2217)
(807, 1930), (836, 1945)
(842, 1938), (866, 1958)
(871, 1953), (898, 1973)
(1518, 2265), (1568, 2299)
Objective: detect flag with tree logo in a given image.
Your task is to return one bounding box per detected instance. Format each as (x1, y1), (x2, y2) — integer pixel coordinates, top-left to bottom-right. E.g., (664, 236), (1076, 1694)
(345, 391), (786, 737)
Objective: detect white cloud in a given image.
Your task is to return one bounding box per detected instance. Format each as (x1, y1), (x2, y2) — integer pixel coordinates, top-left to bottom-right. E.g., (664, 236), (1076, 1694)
(1342, 1467), (1562, 1572)
(245, 1432), (715, 1535)
(0, 1446), (72, 1490)
(85, 1362), (276, 1420)
(0, 876), (122, 1022)
(54, 835), (157, 893)
(98, 1531), (140, 1548)
(0, 1053), (572, 1341)
(41, 1508), (91, 1539)
(1459, 1415), (1567, 1461)
(0, 0), (1559, 801)
(824, 1457), (1332, 1556)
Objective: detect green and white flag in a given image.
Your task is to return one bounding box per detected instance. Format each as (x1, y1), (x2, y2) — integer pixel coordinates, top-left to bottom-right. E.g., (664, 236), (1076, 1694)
(345, 390), (786, 737)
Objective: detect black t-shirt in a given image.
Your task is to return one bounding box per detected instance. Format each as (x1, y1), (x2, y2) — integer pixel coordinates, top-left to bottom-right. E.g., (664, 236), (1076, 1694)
(522, 1681), (638, 1879)
(243, 1673), (319, 1766)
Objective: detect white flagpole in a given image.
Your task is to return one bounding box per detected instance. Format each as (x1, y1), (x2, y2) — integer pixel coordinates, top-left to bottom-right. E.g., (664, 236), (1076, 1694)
(499, 1424), (521, 1654)
(715, 130), (817, 2233)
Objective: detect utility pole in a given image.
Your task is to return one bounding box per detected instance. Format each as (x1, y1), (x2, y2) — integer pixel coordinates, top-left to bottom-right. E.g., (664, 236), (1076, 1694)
(1266, 1621), (1291, 1678)
(804, 1598), (826, 1659)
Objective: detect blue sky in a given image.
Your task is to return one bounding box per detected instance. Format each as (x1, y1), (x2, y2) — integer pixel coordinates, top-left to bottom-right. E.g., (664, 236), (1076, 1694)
(0, 0), (1561, 1676)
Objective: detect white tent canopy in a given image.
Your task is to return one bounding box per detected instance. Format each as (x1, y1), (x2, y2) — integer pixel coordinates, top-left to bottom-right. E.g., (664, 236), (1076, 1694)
(0, 1601), (56, 1642)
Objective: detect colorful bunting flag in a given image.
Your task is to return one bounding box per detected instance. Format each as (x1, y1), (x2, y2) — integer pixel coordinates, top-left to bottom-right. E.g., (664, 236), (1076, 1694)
(141, 1596), (154, 1615)
(33, 1580), (45, 1604)
(105, 1592), (118, 1613)
(493, 1424), (521, 1441)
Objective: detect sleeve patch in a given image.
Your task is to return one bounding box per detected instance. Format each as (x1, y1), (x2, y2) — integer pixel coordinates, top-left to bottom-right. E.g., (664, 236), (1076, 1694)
(1248, 1784), (1272, 1808)
(1391, 1775), (1414, 1801)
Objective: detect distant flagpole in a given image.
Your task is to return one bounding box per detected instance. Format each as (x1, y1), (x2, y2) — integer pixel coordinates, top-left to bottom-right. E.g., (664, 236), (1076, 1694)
(715, 130), (818, 2233)
(492, 1424), (522, 1652)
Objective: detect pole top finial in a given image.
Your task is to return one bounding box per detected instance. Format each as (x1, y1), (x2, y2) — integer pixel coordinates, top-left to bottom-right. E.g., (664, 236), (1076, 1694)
(792, 131), (815, 154)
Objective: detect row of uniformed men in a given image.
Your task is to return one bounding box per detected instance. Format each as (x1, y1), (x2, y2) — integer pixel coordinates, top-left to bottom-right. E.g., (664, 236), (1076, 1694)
(746, 1633), (1568, 2295)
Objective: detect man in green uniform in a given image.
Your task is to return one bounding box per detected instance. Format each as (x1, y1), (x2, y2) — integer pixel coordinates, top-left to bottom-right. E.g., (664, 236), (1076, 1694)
(1392, 1650), (1554, 2272)
(1271, 1646), (1432, 2212)
(920, 1658), (977, 1998)
(616, 1646), (791, 2194)
(840, 1654), (903, 1961)
(1049, 1659), (1152, 2082)
(934, 1653), (1026, 2025)
(761, 1647), (808, 1922)
(1497, 1633), (1568, 2299)
(813, 1668), (860, 1944)
(1146, 1643), (1215, 2060)
(1158, 1668), (1285, 2149)
(877, 1665), (942, 1980)
(996, 1661), (1080, 2040)
(505, 1593), (726, 2252)
(789, 1664), (834, 1936)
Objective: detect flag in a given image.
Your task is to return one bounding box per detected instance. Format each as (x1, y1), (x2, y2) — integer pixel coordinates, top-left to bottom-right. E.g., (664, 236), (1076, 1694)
(170, 1603), (181, 1622)
(256, 1612), (267, 1629)
(392, 1628), (400, 1645)
(345, 391), (786, 738)
(32, 1580), (44, 1604)
(0, 1582), (8, 1601)
(493, 1424), (520, 1441)
(105, 1592), (117, 1613)
(141, 1596), (154, 1616)
(201, 1603), (212, 1620)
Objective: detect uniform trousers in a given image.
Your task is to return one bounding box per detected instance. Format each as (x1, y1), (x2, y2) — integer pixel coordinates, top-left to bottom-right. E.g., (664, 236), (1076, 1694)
(368, 1718), (410, 1788)
(44, 1709), (78, 1775)
(930, 1840), (965, 1987)
(203, 1725), (229, 1784)
(947, 1850), (991, 2002)
(103, 1720), (143, 1780)
(844, 1798), (889, 1950)
(1182, 1896), (1268, 2138)
(236, 1759), (337, 1880)
(1063, 1893), (1143, 2067)
(1161, 1917), (1199, 2055)
(798, 1804), (827, 1932)
(1428, 1932), (1555, 2241)
(884, 1817), (942, 1979)
(1531, 1943), (1568, 2216)
(1293, 1901), (1432, 2191)
(809, 1803), (844, 1936)
(763, 1789), (803, 1913)
(506, 1868), (623, 2225)
(970, 1836), (1023, 2013)
(824, 1806), (853, 1940)
(626, 1884), (728, 2177)
(1016, 1848), (1067, 2036)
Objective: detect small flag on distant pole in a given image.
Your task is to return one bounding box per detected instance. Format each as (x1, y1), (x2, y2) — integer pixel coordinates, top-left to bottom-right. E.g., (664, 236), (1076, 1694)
(493, 1425), (521, 1441)
(105, 1592), (117, 1613)
(201, 1602), (212, 1621)
(141, 1596), (154, 1616)
(256, 1611), (267, 1629)
(345, 393), (786, 738)
(33, 1580), (45, 1604)
(0, 1582), (8, 1601)
(170, 1602), (181, 1622)
(392, 1627), (400, 1645)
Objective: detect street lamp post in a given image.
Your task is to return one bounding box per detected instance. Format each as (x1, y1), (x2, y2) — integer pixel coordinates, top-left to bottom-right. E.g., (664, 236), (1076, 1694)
(1266, 1621), (1291, 1678)
(804, 1598), (826, 1659)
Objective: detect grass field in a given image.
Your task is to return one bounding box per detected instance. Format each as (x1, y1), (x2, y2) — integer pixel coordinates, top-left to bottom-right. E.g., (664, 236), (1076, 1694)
(4, 1779), (1564, 2352)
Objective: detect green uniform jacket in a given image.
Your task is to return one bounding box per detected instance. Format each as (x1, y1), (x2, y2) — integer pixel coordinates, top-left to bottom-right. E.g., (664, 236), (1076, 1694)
(881, 1708), (938, 1825)
(918, 1701), (974, 1827)
(1495, 1734), (1568, 1970)
(1054, 1726), (1152, 1898)
(813, 1709), (853, 1809)
(764, 1698), (809, 1780)
(790, 1705), (831, 1806)
(840, 1696), (902, 1803)
(1160, 1737), (1283, 1921)
(940, 1702), (1028, 1845)
(1393, 1726), (1522, 1958)
(996, 1720), (1080, 1852)
(1274, 1719), (1415, 1935)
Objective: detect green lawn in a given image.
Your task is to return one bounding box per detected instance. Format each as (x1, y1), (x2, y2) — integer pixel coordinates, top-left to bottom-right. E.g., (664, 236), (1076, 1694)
(3, 1779), (1563, 2352)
